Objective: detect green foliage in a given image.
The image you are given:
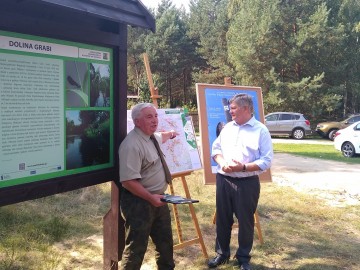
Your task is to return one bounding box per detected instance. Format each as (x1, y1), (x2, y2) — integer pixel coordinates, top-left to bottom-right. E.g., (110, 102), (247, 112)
(145, 1), (201, 107)
(126, 0), (360, 121)
(227, 0), (360, 119)
(263, 89), (285, 113)
(188, 0), (235, 84)
(127, 26), (151, 100)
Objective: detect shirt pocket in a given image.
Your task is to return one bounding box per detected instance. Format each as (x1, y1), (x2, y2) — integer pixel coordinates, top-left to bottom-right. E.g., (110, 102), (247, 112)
(142, 150), (159, 170)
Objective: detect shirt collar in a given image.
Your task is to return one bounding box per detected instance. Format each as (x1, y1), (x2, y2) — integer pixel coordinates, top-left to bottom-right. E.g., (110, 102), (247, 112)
(134, 126), (151, 141)
(232, 115), (256, 127)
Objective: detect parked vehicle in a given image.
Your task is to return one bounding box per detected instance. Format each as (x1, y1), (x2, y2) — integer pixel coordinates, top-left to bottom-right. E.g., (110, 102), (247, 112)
(264, 112), (312, 140)
(334, 121), (360, 157)
(316, 114), (360, 141)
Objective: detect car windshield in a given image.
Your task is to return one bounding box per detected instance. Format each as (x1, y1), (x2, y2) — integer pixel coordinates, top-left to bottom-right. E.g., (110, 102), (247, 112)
(266, 114), (278, 121)
(348, 115), (360, 123)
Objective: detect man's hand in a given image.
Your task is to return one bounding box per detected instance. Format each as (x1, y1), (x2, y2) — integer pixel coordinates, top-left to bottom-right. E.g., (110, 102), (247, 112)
(122, 180), (167, 207)
(161, 130), (179, 143)
(151, 194), (167, 207)
(228, 159), (243, 172)
(221, 162), (233, 173)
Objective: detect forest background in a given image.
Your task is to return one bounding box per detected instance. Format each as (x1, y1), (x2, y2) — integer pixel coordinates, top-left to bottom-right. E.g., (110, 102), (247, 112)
(127, 0), (360, 123)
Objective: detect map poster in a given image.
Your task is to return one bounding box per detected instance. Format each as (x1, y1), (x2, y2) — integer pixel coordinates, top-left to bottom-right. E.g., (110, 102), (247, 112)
(126, 109), (202, 174)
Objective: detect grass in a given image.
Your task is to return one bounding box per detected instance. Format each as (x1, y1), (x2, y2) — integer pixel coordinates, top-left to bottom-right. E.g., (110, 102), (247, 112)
(1, 144), (359, 269)
(0, 186), (110, 270)
(273, 143), (360, 164)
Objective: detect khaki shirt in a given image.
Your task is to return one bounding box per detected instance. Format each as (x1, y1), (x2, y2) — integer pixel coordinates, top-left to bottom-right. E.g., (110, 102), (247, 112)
(119, 127), (167, 194)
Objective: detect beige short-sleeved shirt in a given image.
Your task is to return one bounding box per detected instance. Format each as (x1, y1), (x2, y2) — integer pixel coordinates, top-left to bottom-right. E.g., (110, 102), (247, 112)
(119, 127), (167, 194)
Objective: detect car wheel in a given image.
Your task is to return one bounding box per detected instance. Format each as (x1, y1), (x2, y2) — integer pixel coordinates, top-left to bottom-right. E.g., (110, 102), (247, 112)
(341, 142), (356, 158)
(328, 129), (338, 141)
(292, 128), (304, 140)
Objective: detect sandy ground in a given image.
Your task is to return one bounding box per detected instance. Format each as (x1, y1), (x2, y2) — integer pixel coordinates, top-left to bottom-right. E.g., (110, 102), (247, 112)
(271, 138), (360, 207)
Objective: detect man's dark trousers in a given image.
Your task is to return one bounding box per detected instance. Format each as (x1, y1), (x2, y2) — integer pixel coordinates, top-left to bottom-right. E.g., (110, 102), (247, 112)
(215, 173), (260, 264)
(120, 190), (175, 270)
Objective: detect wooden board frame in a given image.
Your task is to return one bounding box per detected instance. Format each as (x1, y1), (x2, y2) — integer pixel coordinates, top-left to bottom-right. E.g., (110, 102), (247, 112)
(196, 83), (272, 185)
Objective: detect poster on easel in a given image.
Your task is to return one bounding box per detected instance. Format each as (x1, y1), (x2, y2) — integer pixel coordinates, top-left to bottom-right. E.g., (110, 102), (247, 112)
(196, 83), (272, 185)
(126, 109), (202, 175)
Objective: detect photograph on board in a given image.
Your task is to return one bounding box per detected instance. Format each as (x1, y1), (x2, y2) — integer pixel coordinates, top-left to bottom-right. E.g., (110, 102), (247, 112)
(90, 63), (110, 107)
(65, 61), (89, 107)
(66, 110), (110, 170)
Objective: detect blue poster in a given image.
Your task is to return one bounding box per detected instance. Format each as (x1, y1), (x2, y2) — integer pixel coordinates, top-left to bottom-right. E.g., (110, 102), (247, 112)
(204, 88), (261, 168)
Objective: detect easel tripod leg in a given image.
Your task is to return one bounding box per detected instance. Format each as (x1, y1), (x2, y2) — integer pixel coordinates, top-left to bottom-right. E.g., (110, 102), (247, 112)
(180, 176), (208, 258)
(254, 210), (263, 244)
(168, 182), (183, 242)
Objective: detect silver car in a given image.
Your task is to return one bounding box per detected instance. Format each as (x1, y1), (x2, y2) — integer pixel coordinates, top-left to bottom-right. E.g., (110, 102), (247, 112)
(265, 112), (312, 139)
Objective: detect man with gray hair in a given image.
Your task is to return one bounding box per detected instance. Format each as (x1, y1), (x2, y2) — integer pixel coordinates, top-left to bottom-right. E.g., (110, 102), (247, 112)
(119, 103), (177, 269)
(208, 94), (273, 270)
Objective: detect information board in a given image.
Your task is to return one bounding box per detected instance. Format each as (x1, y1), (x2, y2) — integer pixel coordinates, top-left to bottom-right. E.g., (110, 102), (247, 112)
(0, 30), (114, 188)
(127, 109), (202, 175)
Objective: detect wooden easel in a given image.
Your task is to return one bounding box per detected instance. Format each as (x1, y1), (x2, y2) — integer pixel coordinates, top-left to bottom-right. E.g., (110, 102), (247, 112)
(168, 172), (208, 257)
(210, 77), (264, 245)
(143, 53), (208, 258)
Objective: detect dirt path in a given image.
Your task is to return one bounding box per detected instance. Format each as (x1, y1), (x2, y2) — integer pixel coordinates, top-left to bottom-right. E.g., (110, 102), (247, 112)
(271, 153), (360, 206)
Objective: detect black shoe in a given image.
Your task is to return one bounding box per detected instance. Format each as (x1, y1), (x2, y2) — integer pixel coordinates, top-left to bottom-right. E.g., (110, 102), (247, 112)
(232, 261), (251, 270)
(240, 262), (251, 270)
(207, 255), (230, 268)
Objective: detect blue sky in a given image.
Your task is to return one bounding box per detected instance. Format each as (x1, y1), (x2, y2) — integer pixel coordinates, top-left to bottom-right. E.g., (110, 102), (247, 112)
(140, 0), (190, 11)
(66, 110), (81, 125)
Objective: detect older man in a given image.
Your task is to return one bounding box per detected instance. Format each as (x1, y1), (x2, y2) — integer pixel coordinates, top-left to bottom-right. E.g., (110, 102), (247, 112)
(119, 103), (176, 270)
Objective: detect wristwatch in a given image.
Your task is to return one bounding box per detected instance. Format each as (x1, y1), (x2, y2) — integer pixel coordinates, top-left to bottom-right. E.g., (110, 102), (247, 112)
(242, 164), (246, 172)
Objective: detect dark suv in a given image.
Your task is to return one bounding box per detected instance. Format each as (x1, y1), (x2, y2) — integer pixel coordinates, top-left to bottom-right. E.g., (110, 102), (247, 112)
(316, 114), (360, 140)
(265, 112), (312, 139)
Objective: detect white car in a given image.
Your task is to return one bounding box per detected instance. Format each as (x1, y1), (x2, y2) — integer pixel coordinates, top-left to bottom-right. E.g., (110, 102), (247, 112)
(334, 121), (360, 157)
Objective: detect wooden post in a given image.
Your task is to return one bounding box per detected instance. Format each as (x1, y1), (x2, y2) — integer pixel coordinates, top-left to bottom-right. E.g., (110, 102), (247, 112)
(103, 24), (127, 270)
(143, 53), (162, 108)
(103, 182), (124, 270)
(224, 77), (233, 85)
